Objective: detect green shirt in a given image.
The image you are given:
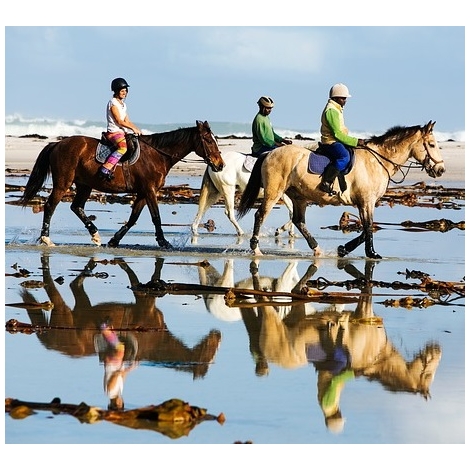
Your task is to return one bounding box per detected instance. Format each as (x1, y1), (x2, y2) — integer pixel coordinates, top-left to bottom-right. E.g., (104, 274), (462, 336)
(251, 112), (282, 154)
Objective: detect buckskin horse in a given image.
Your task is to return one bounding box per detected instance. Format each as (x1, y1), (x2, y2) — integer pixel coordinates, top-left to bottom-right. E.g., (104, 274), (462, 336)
(19, 121), (224, 248)
(237, 121), (445, 259)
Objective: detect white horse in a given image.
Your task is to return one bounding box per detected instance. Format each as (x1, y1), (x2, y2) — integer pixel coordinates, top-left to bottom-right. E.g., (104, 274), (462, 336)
(191, 151), (295, 237)
(197, 258), (317, 322)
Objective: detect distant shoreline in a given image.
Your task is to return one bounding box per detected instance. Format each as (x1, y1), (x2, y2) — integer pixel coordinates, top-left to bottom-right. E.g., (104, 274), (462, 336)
(4, 135), (465, 184)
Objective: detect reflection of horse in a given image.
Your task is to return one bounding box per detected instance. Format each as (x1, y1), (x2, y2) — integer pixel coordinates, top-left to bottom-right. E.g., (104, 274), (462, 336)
(238, 121), (446, 258)
(19, 255), (221, 379)
(19, 121), (224, 248)
(245, 260), (442, 432)
(191, 151), (294, 237)
(197, 259), (316, 322)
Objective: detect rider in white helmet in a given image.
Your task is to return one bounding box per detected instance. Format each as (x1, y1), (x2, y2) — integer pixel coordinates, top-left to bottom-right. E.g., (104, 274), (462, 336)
(318, 83), (365, 195)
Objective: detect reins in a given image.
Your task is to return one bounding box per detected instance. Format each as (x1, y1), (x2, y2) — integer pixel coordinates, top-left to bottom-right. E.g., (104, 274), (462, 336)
(360, 145), (412, 184)
(360, 135), (438, 184)
(136, 128), (215, 164)
(135, 135), (180, 160)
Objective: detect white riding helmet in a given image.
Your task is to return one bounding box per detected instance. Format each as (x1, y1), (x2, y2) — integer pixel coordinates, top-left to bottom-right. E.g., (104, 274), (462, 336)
(329, 83), (351, 98)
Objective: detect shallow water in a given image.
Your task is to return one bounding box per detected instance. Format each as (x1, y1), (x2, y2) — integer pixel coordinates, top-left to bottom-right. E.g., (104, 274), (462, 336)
(4, 174), (465, 451)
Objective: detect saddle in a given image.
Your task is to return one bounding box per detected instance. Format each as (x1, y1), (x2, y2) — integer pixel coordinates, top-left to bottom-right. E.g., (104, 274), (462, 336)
(95, 133), (141, 165)
(307, 145), (355, 193)
(243, 154), (258, 172)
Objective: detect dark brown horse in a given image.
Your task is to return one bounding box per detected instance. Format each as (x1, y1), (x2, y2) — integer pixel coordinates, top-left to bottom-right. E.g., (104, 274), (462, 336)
(19, 120), (224, 248)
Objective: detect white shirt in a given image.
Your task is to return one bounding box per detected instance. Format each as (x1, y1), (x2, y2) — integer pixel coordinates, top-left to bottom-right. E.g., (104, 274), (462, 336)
(106, 97), (127, 133)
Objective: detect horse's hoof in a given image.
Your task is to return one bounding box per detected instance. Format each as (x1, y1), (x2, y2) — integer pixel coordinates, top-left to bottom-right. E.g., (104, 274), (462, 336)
(39, 236), (55, 247)
(158, 240), (173, 249)
(337, 245), (348, 257)
(91, 233), (101, 246)
(367, 252), (382, 260)
(108, 239), (119, 248)
(313, 246), (323, 257)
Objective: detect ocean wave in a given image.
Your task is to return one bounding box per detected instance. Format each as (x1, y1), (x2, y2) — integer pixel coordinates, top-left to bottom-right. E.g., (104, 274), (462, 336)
(4, 114), (465, 142)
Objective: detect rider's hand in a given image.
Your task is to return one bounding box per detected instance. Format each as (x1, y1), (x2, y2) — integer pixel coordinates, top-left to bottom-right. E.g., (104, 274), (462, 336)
(283, 138), (293, 145)
(357, 139), (365, 146)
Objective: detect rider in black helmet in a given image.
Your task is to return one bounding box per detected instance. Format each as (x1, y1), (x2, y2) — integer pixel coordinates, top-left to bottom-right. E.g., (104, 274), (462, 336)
(99, 77), (141, 181)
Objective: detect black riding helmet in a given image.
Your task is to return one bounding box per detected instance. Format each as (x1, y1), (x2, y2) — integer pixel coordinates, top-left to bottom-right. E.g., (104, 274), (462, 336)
(111, 77), (130, 93)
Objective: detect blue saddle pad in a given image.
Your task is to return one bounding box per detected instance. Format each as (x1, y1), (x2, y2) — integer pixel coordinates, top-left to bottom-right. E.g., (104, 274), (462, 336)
(307, 152), (330, 174)
(307, 151), (355, 175)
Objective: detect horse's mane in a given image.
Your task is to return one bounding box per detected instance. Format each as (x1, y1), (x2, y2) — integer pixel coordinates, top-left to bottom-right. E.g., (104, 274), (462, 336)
(142, 126), (195, 148)
(368, 124), (422, 146)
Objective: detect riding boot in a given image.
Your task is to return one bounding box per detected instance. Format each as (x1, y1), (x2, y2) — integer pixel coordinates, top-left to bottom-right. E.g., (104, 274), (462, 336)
(319, 164), (340, 195)
(99, 153), (120, 181)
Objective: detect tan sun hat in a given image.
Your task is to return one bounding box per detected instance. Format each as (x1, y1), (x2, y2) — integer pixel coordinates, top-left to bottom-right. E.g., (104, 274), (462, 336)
(257, 96), (275, 108)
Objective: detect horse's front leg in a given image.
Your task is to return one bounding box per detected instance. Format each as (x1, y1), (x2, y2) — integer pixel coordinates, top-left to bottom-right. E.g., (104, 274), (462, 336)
(108, 197), (146, 247)
(147, 195), (173, 249)
(338, 210), (381, 259)
(70, 185), (101, 246)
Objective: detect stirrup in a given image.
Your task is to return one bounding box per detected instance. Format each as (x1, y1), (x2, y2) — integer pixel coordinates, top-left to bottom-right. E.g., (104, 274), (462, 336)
(319, 182), (336, 195)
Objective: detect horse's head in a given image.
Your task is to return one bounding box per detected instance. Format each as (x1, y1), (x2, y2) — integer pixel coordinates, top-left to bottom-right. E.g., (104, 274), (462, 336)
(412, 121), (446, 178)
(195, 120), (224, 172)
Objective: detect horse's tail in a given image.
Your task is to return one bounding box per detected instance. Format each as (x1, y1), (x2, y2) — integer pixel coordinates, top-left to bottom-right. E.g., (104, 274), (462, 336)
(237, 156), (263, 219)
(19, 142), (57, 206)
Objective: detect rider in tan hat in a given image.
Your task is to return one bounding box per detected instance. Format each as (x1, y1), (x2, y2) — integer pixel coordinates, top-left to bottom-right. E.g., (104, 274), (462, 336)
(251, 96), (292, 157)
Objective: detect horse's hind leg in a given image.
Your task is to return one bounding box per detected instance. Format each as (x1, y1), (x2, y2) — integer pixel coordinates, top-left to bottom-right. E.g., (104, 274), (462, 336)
(191, 171), (222, 235)
(250, 196), (279, 256)
(108, 197), (147, 247)
(223, 184), (245, 236)
(275, 194), (295, 237)
(70, 185), (101, 246)
(291, 199), (321, 255)
(39, 188), (67, 246)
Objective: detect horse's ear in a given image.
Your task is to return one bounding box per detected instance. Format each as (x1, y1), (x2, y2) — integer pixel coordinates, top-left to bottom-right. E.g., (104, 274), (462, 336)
(424, 120), (434, 133)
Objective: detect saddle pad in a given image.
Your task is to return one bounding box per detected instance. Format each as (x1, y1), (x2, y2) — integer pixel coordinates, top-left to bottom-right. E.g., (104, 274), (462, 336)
(307, 151), (355, 175)
(307, 152), (330, 174)
(95, 141), (141, 165)
(243, 154), (257, 172)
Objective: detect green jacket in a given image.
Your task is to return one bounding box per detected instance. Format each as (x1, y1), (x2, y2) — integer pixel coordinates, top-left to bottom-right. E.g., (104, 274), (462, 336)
(251, 112), (282, 154)
(320, 99), (358, 147)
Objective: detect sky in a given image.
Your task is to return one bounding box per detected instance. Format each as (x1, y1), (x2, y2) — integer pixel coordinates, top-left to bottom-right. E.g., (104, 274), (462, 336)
(2, 5), (467, 137)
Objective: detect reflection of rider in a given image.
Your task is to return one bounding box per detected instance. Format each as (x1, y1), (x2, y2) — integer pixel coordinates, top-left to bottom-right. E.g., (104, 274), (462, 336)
(251, 96), (292, 157)
(307, 323), (354, 433)
(318, 83), (365, 195)
(99, 322), (138, 411)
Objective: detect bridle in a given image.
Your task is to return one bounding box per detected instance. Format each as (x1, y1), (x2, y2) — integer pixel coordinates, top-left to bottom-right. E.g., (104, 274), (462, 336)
(133, 126), (218, 164)
(198, 129), (220, 166)
(360, 133), (444, 183)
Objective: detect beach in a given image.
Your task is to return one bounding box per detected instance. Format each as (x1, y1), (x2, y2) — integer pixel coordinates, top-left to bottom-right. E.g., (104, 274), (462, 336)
(4, 136), (465, 183)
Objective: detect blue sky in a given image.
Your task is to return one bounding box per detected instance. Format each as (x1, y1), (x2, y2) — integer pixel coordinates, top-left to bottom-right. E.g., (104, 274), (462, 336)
(3, 10), (466, 135)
